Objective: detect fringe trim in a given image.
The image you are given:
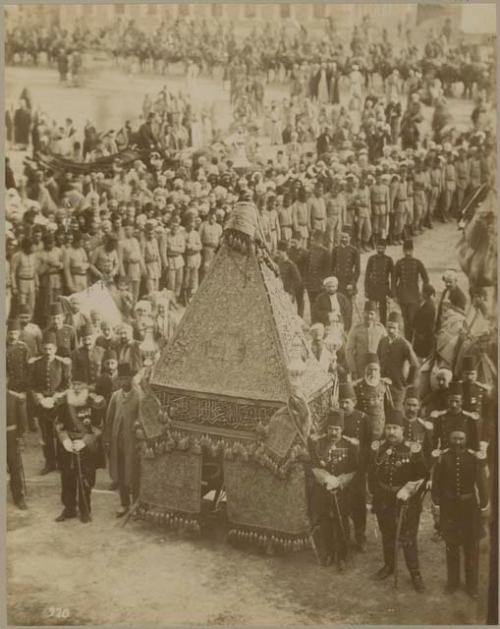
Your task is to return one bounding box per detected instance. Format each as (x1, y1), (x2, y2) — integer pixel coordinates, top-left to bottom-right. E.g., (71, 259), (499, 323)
(227, 525), (310, 553)
(135, 502), (201, 534)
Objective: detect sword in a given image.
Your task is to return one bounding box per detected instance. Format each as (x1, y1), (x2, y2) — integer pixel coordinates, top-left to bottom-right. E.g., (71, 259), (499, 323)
(331, 488), (348, 556)
(394, 501), (408, 589)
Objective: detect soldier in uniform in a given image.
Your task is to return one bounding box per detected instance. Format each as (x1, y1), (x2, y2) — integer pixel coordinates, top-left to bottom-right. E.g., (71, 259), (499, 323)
(430, 381), (480, 452)
(354, 352), (392, 440)
(55, 380), (105, 523)
(338, 381), (372, 551)
(389, 167), (409, 245)
(303, 230), (330, 309)
(71, 324), (105, 390)
(277, 195), (294, 244)
(355, 178), (372, 252)
(308, 182), (327, 235)
(165, 218), (186, 302)
(29, 330), (72, 474)
(141, 221), (162, 295)
(392, 240), (429, 341)
(6, 318), (30, 433)
(199, 212), (223, 281)
(10, 237), (39, 314)
(291, 187), (310, 249)
(118, 220), (146, 305)
(62, 231), (90, 294)
(18, 302), (42, 357)
(428, 155), (442, 226)
(460, 355), (492, 446)
(331, 228), (360, 300)
(370, 171), (390, 242)
(364, 238), (394, 326)
(44, 302), (77, 358)
(307, 409), (359, 571)
(346, 301), (387, 380)
(402, 386), (433, 465)
(325, 185), (345, 253)
(412, 160), (428, 235)
(369, 408), (427, 592)
(7, 388), (27, 509)
(431, 419), (489, 597)
(184, 221), (203, 301)
(442, 151), (457, 222)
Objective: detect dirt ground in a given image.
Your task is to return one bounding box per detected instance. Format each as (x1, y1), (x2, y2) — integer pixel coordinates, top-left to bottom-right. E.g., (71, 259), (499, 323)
(5, 65), (492, 626)
(7, 428), (490, 626)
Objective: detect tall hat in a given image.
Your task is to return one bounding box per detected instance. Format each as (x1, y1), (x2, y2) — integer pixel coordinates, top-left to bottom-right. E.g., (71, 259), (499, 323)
(385, 408), (405, 427)
(103, 349), (118, 362)
(448, 380), (464, 396)
(462, 355), (477, 372)
(7, 318), (21, 331)
(387, 311), (403, 325)
(42, 330), (57, 345)
(365, 352), (379, 366)
(17, 303), (32, 315)
(376, 236), (387, 246)
(117, 363), (134, 378)
(327, 408), (344, 429)
(448, 415), (467, 434)
(403, 239), (414, 251)
(49, 302), (63, 316)
(364, 300), (378, 313)
(80, 323), (94, 338)
(339, 381), (356, 400)
(405, 385), (420, 401)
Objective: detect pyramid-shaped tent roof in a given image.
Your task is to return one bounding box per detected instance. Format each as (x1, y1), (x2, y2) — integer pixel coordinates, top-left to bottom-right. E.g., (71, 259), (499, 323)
(150, 244), (331, 405)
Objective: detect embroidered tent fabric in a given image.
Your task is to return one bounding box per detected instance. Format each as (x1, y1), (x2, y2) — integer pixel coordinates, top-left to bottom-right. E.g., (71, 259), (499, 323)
(138, 201), (333, 546)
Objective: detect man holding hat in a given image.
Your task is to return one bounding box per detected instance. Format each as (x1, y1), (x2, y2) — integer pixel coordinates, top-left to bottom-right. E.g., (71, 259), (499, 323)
(377, 311), (419, 410)
(312, 276), (352, 334)
(44, 302), (77, 358)
(392, 240), (429, 341)
(364, 238), (394, 326)
(339, 380), (372, 551)
(430, 381), (480, 453)
(431, 419), (489, 597)
(104, 364), (142, 517)
(29, 330), (72, 474)
(55, 380), (105, 522)
(346, 300), (387, 380)
(369, 408), (427, 591)
(331, 228), (360, 300)
(307, 409), (359, 571)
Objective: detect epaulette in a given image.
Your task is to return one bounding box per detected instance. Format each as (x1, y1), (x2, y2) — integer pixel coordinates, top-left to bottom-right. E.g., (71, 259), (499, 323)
(28, 356), (42, 364)
(343, 435), (359, 447)
(55, 355), (72, 366)
(475, 450), (487, 461)
(463, 410), (480, 421)
(417, 418), (434, 431)
(431, 448), (443, 458)
(475, 381), (492, 392)
(371, 440), (381, 451)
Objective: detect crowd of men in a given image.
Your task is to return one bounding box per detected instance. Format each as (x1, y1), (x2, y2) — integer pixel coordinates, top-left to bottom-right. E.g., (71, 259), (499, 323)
(5, 14), (496, 606)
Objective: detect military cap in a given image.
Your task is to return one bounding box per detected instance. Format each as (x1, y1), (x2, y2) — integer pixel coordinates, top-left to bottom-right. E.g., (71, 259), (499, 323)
(327, 408), (344, 429)
(339, 381), (356, 400)
(405, 386), (420, 401)
(387, 311), (403, 325)
(403, 239), (414, 251)
(117, 363), (134, 378)
(103, 349), (118, 362)
(7, 318), (21, 331)
(17, 303), (32, 315)
(448, 415), (467, 435)
(365, 352), (379, 366)
(462, 356), (477, 372)
(49, 302), (63, 316)
(385, 408), (405, 427)
(42, 330), (58, 346)
(364, 300), (378, 313)
(80, 324), (94, 338)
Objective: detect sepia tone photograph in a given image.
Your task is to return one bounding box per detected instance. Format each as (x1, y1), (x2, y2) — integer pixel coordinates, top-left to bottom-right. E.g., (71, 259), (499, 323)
(3, 2), (498, 626)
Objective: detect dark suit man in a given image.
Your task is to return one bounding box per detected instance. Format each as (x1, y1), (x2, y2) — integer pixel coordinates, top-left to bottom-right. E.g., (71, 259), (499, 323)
(331, 229), (360, 299)
(364, 239), (394, 325)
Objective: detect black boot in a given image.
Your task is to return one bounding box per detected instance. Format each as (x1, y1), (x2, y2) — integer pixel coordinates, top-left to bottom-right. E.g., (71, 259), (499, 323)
(55, 509), (77, 522)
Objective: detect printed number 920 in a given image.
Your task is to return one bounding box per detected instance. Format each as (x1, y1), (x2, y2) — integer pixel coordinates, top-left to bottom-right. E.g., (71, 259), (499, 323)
(46, 608), (70, 619)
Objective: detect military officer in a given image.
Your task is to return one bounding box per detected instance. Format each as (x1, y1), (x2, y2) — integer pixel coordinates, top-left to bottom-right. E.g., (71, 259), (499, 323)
(29, 330), (72, 474)
(71, 324), (105, 390)
(430, 381), (480, 453)
(431, 419), (489, 598)
(338, 381), (372, 551)
(308, 409), (359, 571)
(331, 228), (360, 299)
(459, 354), (493, 449)
(44, 302), (77, 358)
(354, 352), (392, 440)
(6, 318), (30, 433)
(364, 238), (394, 326)
(392, 240), (429, 341)
(369, 408), (427, 592)
(402, 386), (433, 466)
(55, 380), (105, 523)
(370, 171), (390, 242)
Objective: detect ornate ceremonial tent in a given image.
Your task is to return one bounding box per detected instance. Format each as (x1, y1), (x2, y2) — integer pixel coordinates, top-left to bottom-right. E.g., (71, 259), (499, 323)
(135, 203), (332, 551)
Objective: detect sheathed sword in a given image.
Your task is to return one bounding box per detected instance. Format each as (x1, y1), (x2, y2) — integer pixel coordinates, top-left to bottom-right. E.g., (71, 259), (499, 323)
(394, 501), (408, 589)
(331, 488), (348, 556)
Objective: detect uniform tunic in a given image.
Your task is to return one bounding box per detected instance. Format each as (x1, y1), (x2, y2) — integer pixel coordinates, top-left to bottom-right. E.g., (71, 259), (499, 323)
(119, 238), (144, 280)
(431, 410), (479, 451)
(44, 324), (77, 358)
(63, 246), (90, 292)
(331, 244), (360, 295)
(142, 238), (162, 279)
(166, 232), (186, 270)
(355, 378), (389, 439)
(364, 253), (394, 324)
